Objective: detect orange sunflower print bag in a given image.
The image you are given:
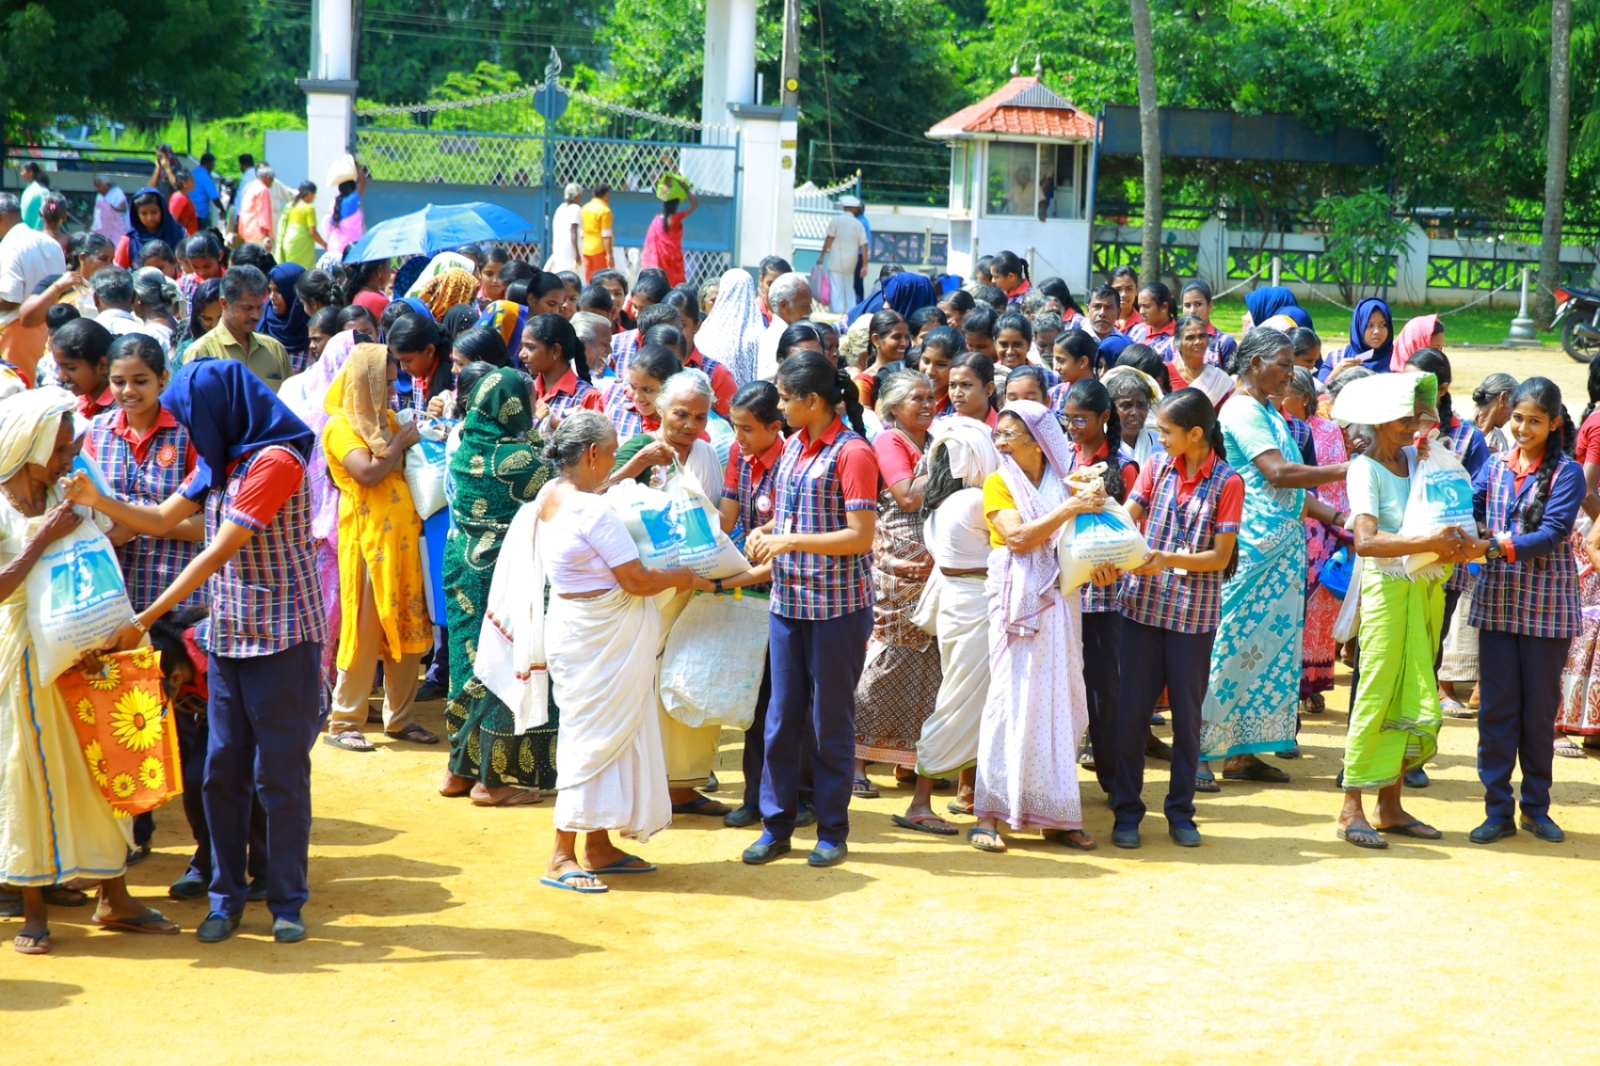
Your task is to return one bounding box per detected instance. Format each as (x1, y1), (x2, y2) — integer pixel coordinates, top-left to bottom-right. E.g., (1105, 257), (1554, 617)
(57, 647), (183, 816)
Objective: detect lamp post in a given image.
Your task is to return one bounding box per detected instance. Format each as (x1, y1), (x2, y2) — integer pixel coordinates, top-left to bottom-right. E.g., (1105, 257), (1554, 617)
(1506, 265), (1540, 346)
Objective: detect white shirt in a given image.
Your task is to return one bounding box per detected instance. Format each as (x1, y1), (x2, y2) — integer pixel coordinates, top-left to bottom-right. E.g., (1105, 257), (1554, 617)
(925, 488), (991, 569)
(756, 316), (790, 381)
(0, 224), (66, 328)
(822, 213), (867, 272)
(545, 201), (584, 272)
(538, 492), (640, 595)
(93, 185), (128, 243)
(95, 307), (173, 355)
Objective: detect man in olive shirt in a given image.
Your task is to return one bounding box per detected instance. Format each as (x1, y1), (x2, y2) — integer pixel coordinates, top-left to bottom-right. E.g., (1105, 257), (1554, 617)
(183, 265), (291, 391)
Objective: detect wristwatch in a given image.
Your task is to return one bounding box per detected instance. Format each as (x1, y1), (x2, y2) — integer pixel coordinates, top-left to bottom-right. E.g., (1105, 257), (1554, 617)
(1485, 539), (1504, 562)
(713, 578), (724, 596)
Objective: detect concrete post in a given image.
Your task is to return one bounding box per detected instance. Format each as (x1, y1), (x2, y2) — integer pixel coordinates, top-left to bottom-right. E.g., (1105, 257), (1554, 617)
(1507, 266), (1540, 345)
(298, 0), (357, 223)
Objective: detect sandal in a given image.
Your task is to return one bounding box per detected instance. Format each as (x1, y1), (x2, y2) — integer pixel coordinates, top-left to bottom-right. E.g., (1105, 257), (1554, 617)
(385, 724), (440, 745)
(1440, 696), (1475, 719)
(91, 909), (180, 935)
(1375, 820), (1443, 840)
(13, 929), (49, 955)
(0, 886), (87, 916)
(1042, 828), (1097, 851)
(323, 730), (374, 752)
(1556, 738), (1586, 759)
(470, 784), (541, 807)
(439, 773), (475, 798)
(1223, 759), (1290, 783)
(539, 870), (608, 894)
(966, 827), (1006, 852)
(852, 778), (880, 799)
(1336, 824), (1389, 850)
(891, 813), (958, 836)
(1194, 767), (1220, 793)
(946, 800), (974, 816)
(671, 796), (732, 816)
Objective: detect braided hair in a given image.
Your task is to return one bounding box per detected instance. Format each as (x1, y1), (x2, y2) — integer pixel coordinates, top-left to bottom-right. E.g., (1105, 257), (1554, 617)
(1509, 377), (1572, 533)
(777, 350), (867, 436)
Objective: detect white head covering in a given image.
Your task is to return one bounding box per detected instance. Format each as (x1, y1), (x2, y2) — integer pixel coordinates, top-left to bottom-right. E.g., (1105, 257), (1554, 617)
(1331, 371), (1437, 427)
(930, 413), (1000, 489)
(697, 268), (767, 386)
(0, 387), (75, 483)
(405, 251), (479, 298)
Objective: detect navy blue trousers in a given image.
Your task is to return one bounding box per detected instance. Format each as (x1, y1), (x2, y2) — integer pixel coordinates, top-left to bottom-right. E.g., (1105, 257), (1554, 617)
(1080, 610), (1122, 796)
(205, 640), (322, 920)
(1113, 619), (1214, 830)
(742, 657), (814, 812)
(176, 708), (267, 884)
(1477, 629), (1569, 822)
(761, 608), (871, 844)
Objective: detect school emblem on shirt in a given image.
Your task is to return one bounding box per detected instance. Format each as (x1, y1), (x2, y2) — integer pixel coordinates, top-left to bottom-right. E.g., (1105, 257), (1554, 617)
(155, 443), (178, 468)
(756, 493), (772, 517)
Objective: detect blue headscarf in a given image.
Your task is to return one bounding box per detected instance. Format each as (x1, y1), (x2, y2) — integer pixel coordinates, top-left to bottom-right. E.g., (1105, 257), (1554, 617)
(398, 296), (435, 322)
(1244, 286), (1313, 331)
(1347, 297), (1394, 373)
(164, 360), (315, 493)
(258, 262), (310, 352)
(844, 272), (937, 327)
(125, 187), (188, 269)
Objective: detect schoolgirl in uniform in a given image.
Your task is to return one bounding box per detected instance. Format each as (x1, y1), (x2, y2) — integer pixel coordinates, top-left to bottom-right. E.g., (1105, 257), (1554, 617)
(741, 353), (878, 868)
(1466, 377), (1585, 844)
(1111, 388), (1243, 848)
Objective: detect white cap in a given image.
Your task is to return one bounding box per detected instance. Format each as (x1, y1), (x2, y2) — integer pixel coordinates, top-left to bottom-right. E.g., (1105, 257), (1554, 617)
(838, 195), (863, 208)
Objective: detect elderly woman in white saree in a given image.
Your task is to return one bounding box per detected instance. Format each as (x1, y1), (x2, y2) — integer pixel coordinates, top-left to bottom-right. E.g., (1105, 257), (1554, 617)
(476, 411), (709, 894)
(0, 388), (178, 952)
(907, 415), (1001, 832)
(970, 400), (1107, 853)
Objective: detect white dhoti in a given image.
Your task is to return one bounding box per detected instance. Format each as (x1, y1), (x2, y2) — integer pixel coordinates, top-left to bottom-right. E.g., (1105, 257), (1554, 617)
(546, 587), (673, 842)
(915, 572), (990, 777)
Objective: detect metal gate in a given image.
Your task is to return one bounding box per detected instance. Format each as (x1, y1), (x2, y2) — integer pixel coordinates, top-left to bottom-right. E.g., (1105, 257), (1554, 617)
(354, 53), (740, 287)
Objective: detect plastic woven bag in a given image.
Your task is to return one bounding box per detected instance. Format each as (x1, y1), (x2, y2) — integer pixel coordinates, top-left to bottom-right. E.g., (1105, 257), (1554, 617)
(1056, 464), (1149, 592)
(57, 648), (182, 816)
(1399, 436), (1476, 574)
(399, 413), (452, 519)
(662, 464), (750, 580)
(25, 517), (134, 686)
(659, 591), (770, 730)
(606, 478), (684, 569)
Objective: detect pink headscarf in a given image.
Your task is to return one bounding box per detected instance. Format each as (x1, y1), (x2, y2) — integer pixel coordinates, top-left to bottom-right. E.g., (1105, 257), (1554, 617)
(278, 329), (359, 539)
(1391, 314), (1440, 372)
(993, 400), (1074, 641)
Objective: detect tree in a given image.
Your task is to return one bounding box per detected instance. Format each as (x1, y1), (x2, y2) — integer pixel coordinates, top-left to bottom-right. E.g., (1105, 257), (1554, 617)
(1538, 0), (1573, 326)
(1128, 0), (1162, 282)
(0, 0), (257, 137)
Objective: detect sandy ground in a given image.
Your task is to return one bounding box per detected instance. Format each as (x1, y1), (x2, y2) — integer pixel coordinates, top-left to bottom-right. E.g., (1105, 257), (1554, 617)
(4, 344), (1600, 1063)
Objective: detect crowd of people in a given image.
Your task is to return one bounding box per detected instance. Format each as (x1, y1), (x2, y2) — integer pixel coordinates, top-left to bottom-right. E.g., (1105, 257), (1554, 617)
(1, 176), (1596, 954)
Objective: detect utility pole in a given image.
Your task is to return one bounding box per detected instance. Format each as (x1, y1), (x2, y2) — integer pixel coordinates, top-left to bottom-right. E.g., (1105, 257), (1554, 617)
(780, 0), (800, 109)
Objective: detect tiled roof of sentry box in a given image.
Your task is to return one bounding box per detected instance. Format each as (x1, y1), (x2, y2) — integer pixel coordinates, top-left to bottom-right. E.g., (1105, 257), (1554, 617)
(927, 76), (1097, 141)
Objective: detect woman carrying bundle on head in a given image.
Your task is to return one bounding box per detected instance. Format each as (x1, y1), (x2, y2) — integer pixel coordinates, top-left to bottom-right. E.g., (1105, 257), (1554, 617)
(1110, 388), (1245, 849)
(851, 371), (943, 808)
(1329, 372), (1472, 848)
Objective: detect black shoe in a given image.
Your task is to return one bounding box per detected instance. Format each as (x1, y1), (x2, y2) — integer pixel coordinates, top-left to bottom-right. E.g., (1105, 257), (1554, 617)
(1519, 815), (1566, 843)
(1146, 735), (1173, 761)
(698, 772), (720, 794)
(246, 878), (269, 903)
(272, 916), (308, 943)
(723, 805), (761, 828)
(1168, 824), (1202, 847)
(168, 876), (208, 901)
(196, 911), (241, 943)
(126, 842), (152, 866)
(1111, 827), (1142, 849)
(742, 839), (792, 865)
(1404, 767), (1430, 788)
(808, 842), (848, 867)
(1469, 819), (1517, 845)
(414, 681), (447, 703)
(794, 804), (817, 829)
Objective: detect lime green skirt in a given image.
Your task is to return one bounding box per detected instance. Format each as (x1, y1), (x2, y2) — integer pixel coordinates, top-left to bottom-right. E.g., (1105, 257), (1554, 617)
(1343, 565), (1444, 791)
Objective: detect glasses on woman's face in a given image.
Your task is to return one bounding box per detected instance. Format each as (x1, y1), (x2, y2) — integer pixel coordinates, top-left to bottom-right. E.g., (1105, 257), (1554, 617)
(993, 429), (1032, 443)
(1062, 415), (1091, 429)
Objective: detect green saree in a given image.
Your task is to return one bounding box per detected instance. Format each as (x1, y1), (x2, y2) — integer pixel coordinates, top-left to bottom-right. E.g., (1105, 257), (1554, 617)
(443, 369), (559, 789)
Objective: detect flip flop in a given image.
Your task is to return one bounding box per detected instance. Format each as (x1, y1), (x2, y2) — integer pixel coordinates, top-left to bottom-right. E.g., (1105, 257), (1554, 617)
(91, 910), (180, 935)
(892, 813), (958, 836)
(540, 871), (608, 894)
(385, 725), (440, 745)
(1336, 825), (1389, 849)
(946, 800), (974, 816)
(1042, 828), (1098, 851)
(322, 731), (374, 752)
(966, 827), (1006, 852)
(1194, 768), (1220, 793)
(471, 785), (541, 807)
(1223, 761), (1290, 783)
(852, 778), (880, 799)
(1555, 739), (1587, 759)
(13, 929), (49, 955)
(586, 854), (656, 875)
(1375, 820), (1443, 840)
(671, 796), (731, 816)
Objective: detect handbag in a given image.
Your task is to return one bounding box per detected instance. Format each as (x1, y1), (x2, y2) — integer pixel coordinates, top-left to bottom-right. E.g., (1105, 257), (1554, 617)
(58, 648), (183, 817)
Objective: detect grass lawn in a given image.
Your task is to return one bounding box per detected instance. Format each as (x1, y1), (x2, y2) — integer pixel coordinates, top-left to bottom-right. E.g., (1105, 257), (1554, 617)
(1208, 295), (1561, 347)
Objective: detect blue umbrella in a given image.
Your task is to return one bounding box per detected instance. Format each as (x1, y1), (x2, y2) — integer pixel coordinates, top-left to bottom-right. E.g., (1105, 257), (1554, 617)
(341, 201), (536, 262)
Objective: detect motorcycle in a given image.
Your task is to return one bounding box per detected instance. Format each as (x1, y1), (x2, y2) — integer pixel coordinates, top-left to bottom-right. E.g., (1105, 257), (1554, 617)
(1554, 284), (1600, 363)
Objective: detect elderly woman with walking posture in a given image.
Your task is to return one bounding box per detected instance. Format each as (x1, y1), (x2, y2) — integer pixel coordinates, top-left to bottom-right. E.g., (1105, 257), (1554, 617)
(0, 388), (180, 954)
(969, 399), (1106, 854)
(477, 411), (711, 893)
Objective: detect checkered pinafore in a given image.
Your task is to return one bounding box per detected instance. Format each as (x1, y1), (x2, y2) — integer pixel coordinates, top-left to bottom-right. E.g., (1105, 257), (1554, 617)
(770, 428), (876, 620)
(1469, 453), (1583, 640)
(1116, 452), (1237, 634)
